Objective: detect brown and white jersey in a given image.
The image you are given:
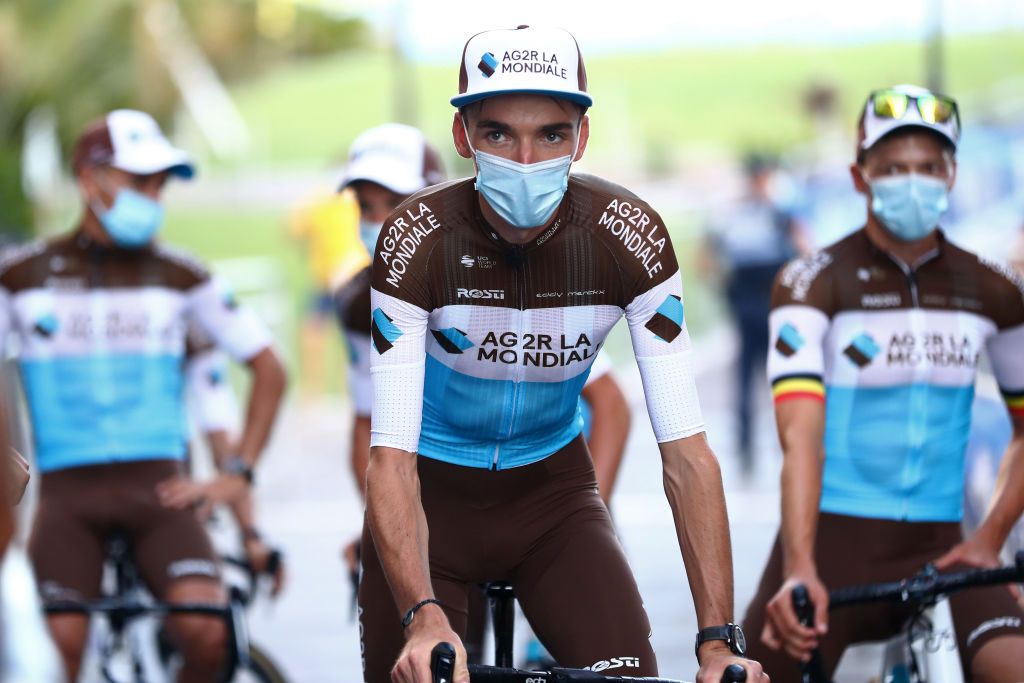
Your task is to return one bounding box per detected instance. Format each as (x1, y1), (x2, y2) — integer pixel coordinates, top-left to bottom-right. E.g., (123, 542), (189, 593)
(369, 174), (704, 469)
(0, 233), (271, 472)
(768, 228), (1024, 522)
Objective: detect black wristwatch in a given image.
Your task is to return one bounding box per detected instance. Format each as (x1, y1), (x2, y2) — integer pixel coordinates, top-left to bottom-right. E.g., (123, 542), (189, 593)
(223, 457), (254, 485)
(695, 623), (746, 661)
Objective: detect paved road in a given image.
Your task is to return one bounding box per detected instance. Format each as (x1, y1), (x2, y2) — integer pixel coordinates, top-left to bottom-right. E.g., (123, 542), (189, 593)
(238, 324), (883, 682)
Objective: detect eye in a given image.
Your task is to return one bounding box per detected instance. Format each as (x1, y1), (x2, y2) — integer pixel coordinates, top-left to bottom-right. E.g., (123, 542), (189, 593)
(544, 132), (565, 143)
(485, 130), (506, 143)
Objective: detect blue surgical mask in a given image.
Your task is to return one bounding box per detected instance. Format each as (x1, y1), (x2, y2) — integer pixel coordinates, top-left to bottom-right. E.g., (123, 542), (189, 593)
(870, 174), (949, 242)
(92, 188), (164, 248)
(360, 218), (384, 256)
(473, 151), (572, 229)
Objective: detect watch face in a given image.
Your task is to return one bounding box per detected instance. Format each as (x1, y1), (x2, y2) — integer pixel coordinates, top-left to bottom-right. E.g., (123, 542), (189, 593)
(732, 625), (747, 655)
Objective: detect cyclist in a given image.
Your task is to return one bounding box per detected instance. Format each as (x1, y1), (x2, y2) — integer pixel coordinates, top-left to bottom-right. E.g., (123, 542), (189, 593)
(0, 109), (288, 682)
(332, 123), (447, 573)
(360, 26), (765, 683)
(741, 85), (1024, 681)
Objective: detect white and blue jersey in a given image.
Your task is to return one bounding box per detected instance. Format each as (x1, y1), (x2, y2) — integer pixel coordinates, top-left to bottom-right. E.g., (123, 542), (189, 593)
(0, 234), (271, 473)
(368, 175), (705, 469)
(768, 229), (1024, 522)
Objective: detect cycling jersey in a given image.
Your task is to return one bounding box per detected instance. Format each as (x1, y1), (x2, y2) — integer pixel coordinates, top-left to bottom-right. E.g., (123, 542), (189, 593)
(369, 175), (705, 469)
(184, 325), (239, 434)
(337, 262), (613, 431)
(0, 233), (271, 472)
(768, 228), (1024, 522)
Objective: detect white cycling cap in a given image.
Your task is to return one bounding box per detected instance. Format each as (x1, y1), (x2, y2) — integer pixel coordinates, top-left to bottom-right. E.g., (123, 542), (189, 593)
(73, 109), (195, 179)
(859, 84), (960, 153)
(339, 123), (446, 196)
(451, 25), (592, 109)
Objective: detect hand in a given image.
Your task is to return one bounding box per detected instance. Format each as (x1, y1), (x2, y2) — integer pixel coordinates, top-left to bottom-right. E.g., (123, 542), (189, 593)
(762, 571), (829, 662)
(156, 474), (248, 512)
(244, 535), (286, 597)
(391, 604), (468, 683)
(4, 449), (30, 505)
(935, 535), (1019, 599)
(696, 643), (768, 682)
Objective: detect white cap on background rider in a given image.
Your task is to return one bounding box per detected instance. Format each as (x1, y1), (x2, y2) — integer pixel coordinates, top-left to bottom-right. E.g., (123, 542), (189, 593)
(72, 109), (195, 248)
(338, 123), (446, 254)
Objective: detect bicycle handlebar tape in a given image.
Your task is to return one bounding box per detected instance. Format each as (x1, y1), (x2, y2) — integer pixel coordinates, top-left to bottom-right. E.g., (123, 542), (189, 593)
(721, 663), (747, 682)
(431, 642), (456, 683)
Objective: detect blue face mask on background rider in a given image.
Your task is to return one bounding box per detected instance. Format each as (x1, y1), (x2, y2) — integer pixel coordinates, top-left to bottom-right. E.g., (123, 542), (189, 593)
(869, 173), (950, 242)
(91, 178), (165, 249)
(464, 120), (579, 230)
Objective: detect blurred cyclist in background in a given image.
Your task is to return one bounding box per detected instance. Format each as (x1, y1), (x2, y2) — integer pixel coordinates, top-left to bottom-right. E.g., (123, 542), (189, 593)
(743, 84), (1024, 681)
(701, 153), (807, 476)
(0, 110), (287, 682)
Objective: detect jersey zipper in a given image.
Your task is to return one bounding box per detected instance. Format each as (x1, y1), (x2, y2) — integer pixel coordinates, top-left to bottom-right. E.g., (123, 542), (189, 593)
(493, 247), (528, 471)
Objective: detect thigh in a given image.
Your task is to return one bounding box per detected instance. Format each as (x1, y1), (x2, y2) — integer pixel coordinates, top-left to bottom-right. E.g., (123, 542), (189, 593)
(162, 577), (228, 646)
(130, 499), (220, 601)
(29, 491), (105, 603)
(946, 567), (1024, 676)
(513, 500), (657, 677)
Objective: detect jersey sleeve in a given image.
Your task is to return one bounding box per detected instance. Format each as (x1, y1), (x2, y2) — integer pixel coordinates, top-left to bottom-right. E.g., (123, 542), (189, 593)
(186, 347), (239, 433)
(186, 275), (273, 362)
(767, 253), (835, 404)
(623, 228), (705, 443)
(368, 211), (435, 453)
(984, 267), (1024, 420)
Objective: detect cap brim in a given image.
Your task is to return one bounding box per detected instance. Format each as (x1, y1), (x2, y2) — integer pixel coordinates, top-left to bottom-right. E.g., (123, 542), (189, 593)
(112, 145), (196, 180)
(862, 120), (958, 152)
(451, 88), (593, 109)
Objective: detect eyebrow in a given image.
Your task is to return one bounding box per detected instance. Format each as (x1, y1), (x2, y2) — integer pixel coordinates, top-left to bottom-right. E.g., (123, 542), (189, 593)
(474, 120), (575, 135)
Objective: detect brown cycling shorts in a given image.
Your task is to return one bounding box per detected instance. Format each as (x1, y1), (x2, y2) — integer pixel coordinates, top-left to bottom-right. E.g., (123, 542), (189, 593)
(358, 435), (657, 682)
(743, 512), (1024, 680)
(29, 460), (220, 604)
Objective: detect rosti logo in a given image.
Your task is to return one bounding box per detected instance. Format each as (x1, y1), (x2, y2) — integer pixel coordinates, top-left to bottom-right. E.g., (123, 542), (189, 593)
(585, 657), (640, 672)
(478, 52), (498, 77)
(457, 288), (505, 300)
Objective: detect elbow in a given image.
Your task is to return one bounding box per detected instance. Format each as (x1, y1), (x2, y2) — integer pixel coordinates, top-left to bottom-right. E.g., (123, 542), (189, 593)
(252, 347), (288, 398)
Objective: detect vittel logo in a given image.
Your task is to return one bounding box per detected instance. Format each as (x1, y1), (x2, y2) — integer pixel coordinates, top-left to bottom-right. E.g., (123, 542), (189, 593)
(457, 288), (505, 300)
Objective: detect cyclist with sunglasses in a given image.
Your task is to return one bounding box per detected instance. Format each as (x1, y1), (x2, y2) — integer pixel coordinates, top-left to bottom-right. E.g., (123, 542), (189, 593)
(360, 25), (765, 683)
(741, 85), (1024, 681)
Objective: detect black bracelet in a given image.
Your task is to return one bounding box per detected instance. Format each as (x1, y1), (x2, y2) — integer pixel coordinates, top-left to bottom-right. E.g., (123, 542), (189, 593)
(401, 598), (441, 629)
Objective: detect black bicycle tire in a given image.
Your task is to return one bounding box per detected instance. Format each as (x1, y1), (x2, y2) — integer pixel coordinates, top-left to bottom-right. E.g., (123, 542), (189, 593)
(235, 643), (289, 683)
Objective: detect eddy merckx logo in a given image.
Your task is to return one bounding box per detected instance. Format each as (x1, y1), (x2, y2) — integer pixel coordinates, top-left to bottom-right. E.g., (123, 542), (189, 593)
(457, 288), (504, 300)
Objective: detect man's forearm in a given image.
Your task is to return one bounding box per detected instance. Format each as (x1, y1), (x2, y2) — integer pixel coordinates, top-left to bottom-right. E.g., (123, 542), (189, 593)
(976, 432), (1024, 550)
(238, 348), (287, 465)
(776, 403), (826, 575)
(366, 446), (434, 618)
(661, 434), (734, 627)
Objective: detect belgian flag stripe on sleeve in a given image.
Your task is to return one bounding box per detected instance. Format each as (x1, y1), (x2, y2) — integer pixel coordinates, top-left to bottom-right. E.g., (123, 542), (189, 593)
(772, 374), (826, 404)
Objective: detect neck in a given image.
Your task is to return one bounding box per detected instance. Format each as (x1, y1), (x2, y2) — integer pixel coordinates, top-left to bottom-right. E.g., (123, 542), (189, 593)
(477, 193), (558, 246)
(864, 213), (939, 267)
(80, 206), (114, 247)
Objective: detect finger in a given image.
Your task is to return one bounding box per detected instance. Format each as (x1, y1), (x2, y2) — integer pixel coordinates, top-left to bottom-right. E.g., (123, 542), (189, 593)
(813, 596), (830, 635)
(770, 599), (816, 641)
(761, 622), (781, 650)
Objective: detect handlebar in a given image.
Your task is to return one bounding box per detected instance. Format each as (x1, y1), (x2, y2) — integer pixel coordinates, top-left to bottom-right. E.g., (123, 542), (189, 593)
(430, 642), (746, 682)
(828, 550), (1024, 609)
